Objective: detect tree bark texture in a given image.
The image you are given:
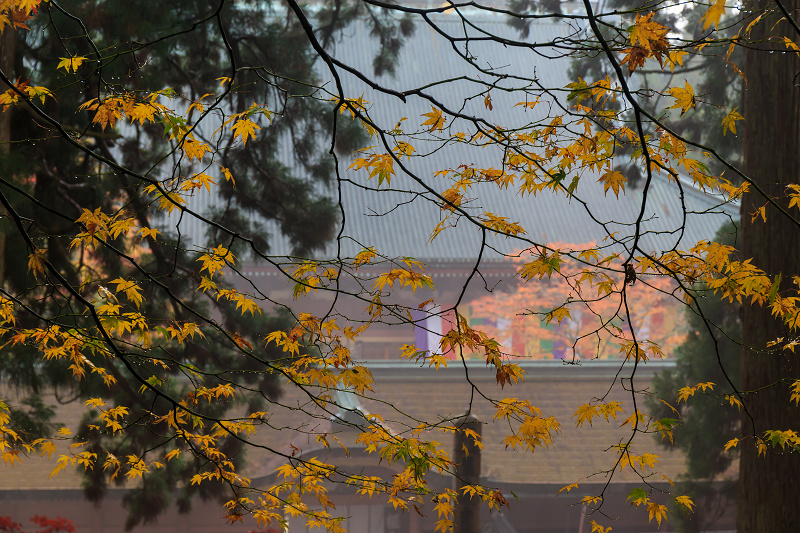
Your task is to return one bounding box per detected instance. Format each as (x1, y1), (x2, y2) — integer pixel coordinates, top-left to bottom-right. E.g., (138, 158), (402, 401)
(739, 1), (800, 530)
(0, 28), (13, 282)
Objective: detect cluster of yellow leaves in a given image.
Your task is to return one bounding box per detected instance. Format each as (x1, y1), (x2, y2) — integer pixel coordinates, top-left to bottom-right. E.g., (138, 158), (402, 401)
(333, 94), (376, 136)
(677, 381), (716, 402)
(460, 484), (509, 514)
(70, 208), (160, 252)
(401, 342), (450, 369)
(349, 148), (395, 185)
(493, 398), (561, 452)
(762, 429), (800, 453)
(572, 401), (625, 427)
(198, 245), (235, 277)
(49, 451), (98, 479)
(478, 212), (526, 237)
(142, 409), (253, 490)
(588, 520), (613, 533)
(518, 248), (564, 281)
(618, 339), (665, 363)
(288, 259), (342, 298)
(84, 399), (130, 434)
(614, 443), (660, 473)
(266, 313), (375, 396)
(0, 78), (53, 111)
(433, 313), (526, 388)
(0, 296), (15, 327)
(432, 489), (457, 533)
(194, 246), (263, 317)
(0, 0), (46, 31)
(272, 459), (343, 531)
(0, 402), (22, 466)
(620, 13), (670, 75)
(221, 102), (272, 146)
(142, 182), (188, 215)
(373, 263), (433, 294)
(79, 91), (174, 131)
(701, 0), (727, 30)
(5, 325), (117, 385)
(360, 426), (453, 479)
(73, 91), (262, 207)
(352, 246), (378, 267)
(639, 237), (800, 336)
(626, 488), (694, 527)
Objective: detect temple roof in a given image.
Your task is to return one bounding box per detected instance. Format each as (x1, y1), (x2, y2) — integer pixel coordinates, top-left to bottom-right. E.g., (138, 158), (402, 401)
(169, 13), (737, 264)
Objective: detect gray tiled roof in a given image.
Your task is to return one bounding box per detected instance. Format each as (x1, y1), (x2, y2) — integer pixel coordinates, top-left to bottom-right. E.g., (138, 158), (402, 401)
(175, 11), (738, 262)
(319, 174), (737, 262)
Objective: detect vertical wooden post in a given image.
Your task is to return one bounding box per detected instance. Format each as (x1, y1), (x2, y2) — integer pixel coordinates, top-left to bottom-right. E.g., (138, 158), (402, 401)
(453, 412), (481, 533)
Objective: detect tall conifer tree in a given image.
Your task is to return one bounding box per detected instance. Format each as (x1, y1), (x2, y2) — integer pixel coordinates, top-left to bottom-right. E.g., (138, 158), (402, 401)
(0, 0), (410, 527)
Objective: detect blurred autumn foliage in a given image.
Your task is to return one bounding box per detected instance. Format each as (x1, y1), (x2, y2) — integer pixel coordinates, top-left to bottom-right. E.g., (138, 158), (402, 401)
(0, 516), (76, 533)
(469, 244), (686, 361)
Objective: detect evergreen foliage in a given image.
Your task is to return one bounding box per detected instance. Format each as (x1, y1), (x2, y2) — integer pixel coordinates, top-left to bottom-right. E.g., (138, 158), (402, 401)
(0, 0), (409, 527)
(648, 220), (741, 532)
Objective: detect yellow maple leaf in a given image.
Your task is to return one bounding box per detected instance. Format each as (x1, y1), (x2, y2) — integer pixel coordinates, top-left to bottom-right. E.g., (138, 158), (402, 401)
(421, 106), (446, 132)
(27, 248), (47, 279)
(723, 437), (739, 451)
(581, 495), (603, 506)
(127, 103), (159, 125)
(17, 0), (45, 14)
(667, 81), (696, 116)
(349, 152), (395, 185)
(675, 495), (695, 513)
(665, 50), (687, 72)
(183, 139), (211, 161)
(37, 439), (56, 459)
(230, 118), (260, 145)
(478, 212), (526, 236)
(647, 501), (669, 526)
(599, 401), (625, 422)
(181, 173), (216, 194)
(220, 165), (235, 187)
(137, 227), (160, 241)
(598, 170), (627, 198)
(2, 450), (21, 466)
(629, 13), (669, 51)
(109, 277), (143, 308)
(558, 481), (579, 494)
(57, 56), (87, 73)
(721, 108), (744, 135)
(589, 520), (612, 533)
(545, 305), (571, 325)
(701, 0), (726, 31)
(572, 403), (599, 427)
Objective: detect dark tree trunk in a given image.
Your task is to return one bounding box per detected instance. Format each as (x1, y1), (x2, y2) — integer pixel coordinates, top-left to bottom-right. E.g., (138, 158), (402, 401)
(739, 2), (800, 530)
(0, 28), (13, 281)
